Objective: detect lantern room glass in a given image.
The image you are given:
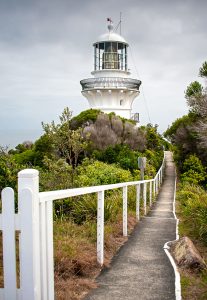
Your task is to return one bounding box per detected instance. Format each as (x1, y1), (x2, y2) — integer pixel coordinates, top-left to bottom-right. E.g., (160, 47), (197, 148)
(94, 42), (128, 71)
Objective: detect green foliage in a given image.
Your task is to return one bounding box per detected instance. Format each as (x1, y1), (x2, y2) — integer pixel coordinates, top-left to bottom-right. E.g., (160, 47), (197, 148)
(13, 149), (35, 166)
(177, 183), (207, 244)
(143, 149), (163, 171)
(42, 107), (88, 173)
(145, 124), (162, 150)
(70, 191), (121, 224)
(94, 144), (139, 172)
(39, 158), (73, 191)
(185, 81), (203, 99)
(164, 113), (197, 141)
(8, 141), (33, 154)
(75, 159), (133, 186)
(181, 155), (206, 185)
(199, 61), (207, 78)
(33, 134), (54, 166)
(70, 109), (101, 129)
(0, 153), (25, 192)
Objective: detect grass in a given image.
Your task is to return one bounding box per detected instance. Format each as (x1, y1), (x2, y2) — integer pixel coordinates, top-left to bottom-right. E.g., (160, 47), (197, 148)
(176, 184), (207, 300)
(54, 213), (137, 300)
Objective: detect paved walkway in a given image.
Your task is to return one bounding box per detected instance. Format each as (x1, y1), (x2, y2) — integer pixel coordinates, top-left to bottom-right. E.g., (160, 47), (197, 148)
(85, 152), (177, 300)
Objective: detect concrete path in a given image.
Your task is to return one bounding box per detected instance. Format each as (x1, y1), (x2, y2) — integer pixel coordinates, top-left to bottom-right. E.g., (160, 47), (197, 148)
(85, 152), (177, 300)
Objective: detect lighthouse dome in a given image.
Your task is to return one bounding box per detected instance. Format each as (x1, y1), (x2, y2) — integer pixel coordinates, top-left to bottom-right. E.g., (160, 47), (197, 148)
(96, 32), (128, 44)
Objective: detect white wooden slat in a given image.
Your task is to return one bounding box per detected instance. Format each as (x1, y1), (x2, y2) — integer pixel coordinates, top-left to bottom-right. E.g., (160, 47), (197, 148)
(46, 201), (54, 300)
(123, 186), (127, 237)
(15, 215), (20, 230)
(17, 289), (21, 300)
(149, 181), (152, 206)
(143, 183), (147, 215)
(2, 187), (17, 300)
(0, 288), (4, 299)
(97, 191), (104, 265)
(136, 184), (140, 221)
(19, 188), (36, 300)
(40, 202), (48, 300)
(0, 215), (2, 229)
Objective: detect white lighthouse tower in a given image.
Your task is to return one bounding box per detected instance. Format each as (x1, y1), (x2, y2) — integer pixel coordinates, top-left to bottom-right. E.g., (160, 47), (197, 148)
(80, 19), (141, 120)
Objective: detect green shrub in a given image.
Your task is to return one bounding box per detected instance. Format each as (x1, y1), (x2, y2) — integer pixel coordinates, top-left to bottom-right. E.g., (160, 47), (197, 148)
(13, 149), (35, 165)
(75, 159), (133, 186)
(177, 183), (207, 244)
(70, 191), (122, 224)
(180, 155), (206, 184)
(71, 109), (101, 129)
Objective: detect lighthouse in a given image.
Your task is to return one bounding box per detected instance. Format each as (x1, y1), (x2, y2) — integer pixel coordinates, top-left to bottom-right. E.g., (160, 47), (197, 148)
(80, 19), (141, 120)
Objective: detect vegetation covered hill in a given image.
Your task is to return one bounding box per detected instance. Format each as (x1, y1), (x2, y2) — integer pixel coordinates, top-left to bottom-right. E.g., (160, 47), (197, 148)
(0, 107), (168, 299)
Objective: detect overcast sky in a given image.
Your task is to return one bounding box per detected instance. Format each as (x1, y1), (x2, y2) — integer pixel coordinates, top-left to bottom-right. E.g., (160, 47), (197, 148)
(0, 0), (207, 147)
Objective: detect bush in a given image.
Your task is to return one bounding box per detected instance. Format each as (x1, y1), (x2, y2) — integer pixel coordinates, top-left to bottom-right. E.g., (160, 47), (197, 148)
(75, 159), (133, 186)
(0, 154), (25, 193)
(181, 154), (206, 184)
(177, 183), (207, 244)
(70, 191), (121, 224)
(70, 109), (101, 129)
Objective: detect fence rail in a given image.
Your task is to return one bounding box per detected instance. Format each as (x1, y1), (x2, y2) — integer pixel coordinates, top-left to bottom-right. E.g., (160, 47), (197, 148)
(0, 153), (165, 300)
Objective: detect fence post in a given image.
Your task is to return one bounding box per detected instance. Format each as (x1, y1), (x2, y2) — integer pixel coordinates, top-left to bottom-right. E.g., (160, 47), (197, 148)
(143, 183), (147, 215)
(136, 184), (140, 221)
(123, 186), (128, 236)
(97, 190), (104, 265)
(2, 188), (17, 300)
(18, 169), (41, 300)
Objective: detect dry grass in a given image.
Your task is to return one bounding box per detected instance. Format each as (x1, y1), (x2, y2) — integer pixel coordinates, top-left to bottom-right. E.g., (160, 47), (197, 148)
(54, 213), (137, 299)
(0, 213), (137, 299)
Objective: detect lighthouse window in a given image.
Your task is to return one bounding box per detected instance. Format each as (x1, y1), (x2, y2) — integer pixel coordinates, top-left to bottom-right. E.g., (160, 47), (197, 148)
(94, 42), (128, 71)
(120, 99), (124, 106)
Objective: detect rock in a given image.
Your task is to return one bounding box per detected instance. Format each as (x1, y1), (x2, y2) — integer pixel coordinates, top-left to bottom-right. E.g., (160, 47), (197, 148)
(169, 236), (206, 270)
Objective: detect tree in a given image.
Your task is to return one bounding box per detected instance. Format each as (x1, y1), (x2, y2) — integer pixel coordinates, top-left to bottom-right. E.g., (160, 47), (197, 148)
(165, 61), (207, 171)
(199, 61), (207, 78)
(9, 141), (33, 154)
(185, 81), (203, 99)
(42, 107), (88, 183)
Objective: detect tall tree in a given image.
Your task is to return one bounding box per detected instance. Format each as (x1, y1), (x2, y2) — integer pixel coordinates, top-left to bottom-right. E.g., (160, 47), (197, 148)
(42, 107), (87, 182)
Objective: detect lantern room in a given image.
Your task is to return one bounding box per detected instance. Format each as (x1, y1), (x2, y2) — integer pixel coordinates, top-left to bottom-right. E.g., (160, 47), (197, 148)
(93, 21), (129, 72)
(94, 41), (128, 71)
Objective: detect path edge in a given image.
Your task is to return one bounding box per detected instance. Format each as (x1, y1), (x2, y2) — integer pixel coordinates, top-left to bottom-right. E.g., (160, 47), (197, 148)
(163, 166), (182, 300)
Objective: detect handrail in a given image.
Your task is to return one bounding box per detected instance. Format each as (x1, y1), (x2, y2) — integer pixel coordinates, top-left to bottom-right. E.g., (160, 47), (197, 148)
(39, 153), (165, 203)
(39, 178), (154, 202)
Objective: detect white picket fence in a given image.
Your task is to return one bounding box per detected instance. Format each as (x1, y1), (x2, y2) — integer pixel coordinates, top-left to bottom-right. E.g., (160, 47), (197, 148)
(0, 154), (165, 300)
